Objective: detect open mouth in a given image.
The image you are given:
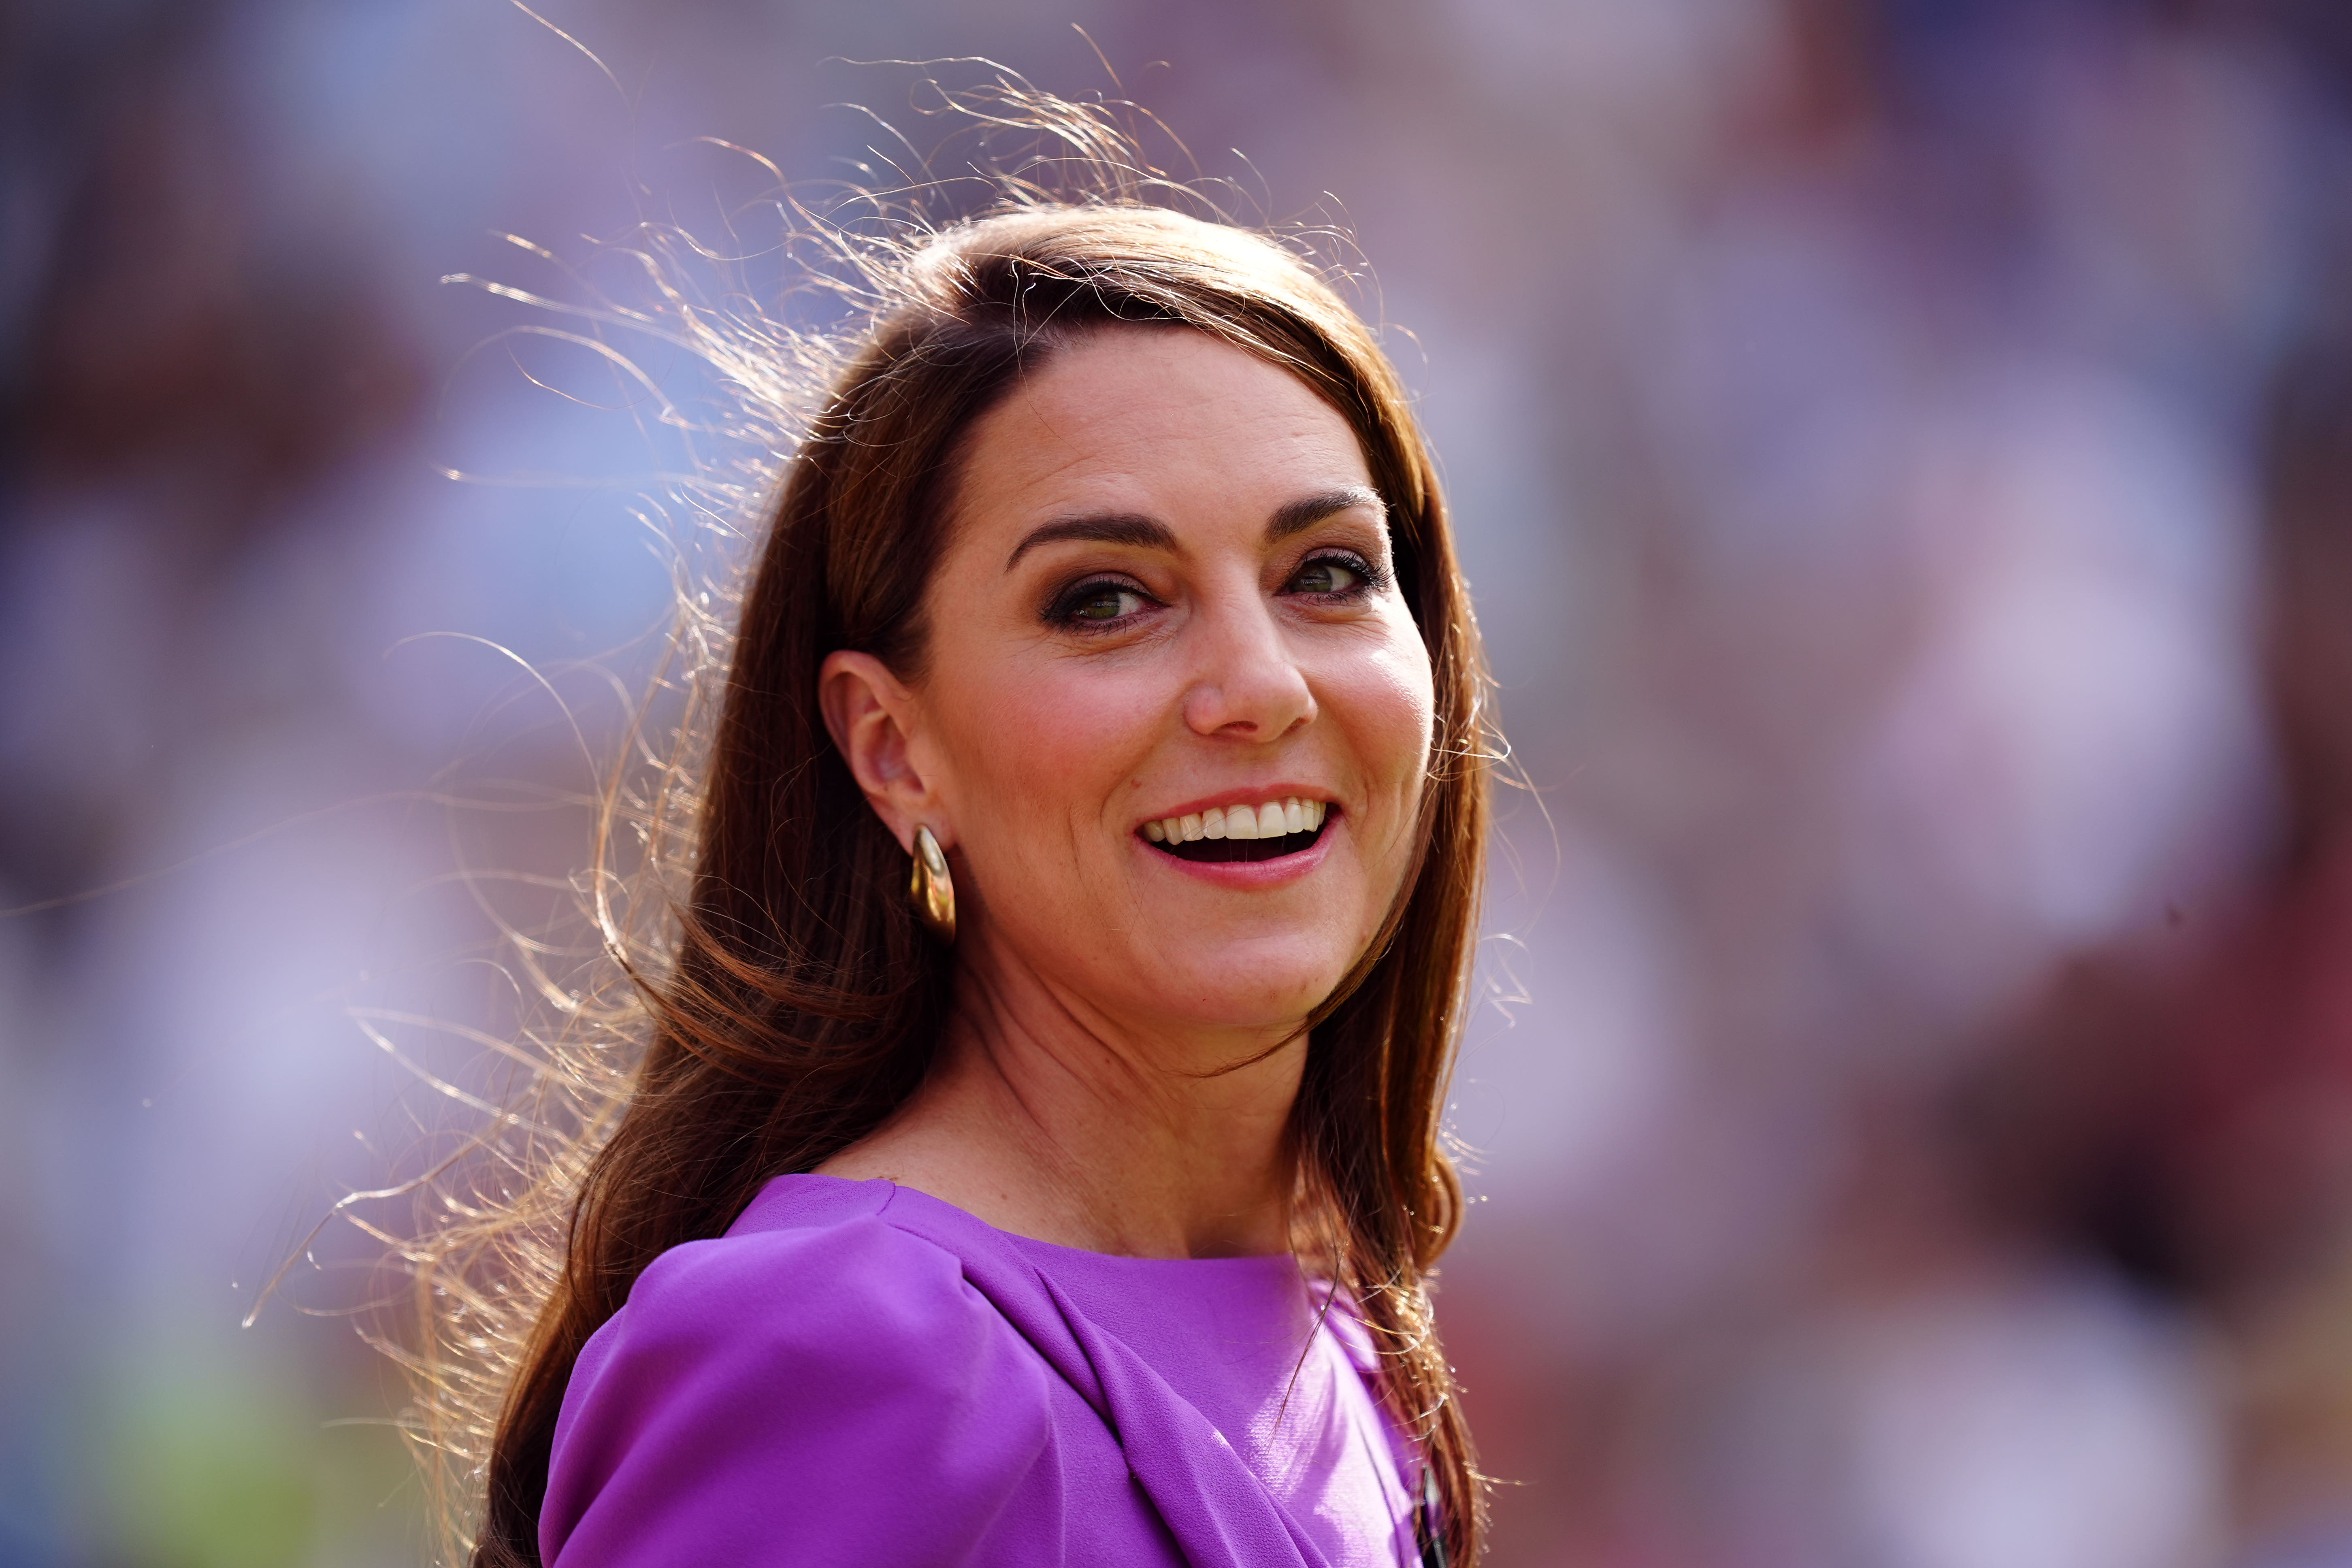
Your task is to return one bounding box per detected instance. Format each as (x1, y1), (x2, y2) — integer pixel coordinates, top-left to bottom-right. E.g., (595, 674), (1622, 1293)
(1141, 799), (1332, 864)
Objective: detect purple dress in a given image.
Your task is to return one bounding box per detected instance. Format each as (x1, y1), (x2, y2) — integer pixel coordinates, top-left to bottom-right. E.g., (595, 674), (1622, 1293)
(540, 1174), (1422, 1567)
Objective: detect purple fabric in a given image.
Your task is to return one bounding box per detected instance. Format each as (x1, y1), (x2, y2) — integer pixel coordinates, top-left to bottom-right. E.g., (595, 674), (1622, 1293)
(541, 1174), (1418, 1567)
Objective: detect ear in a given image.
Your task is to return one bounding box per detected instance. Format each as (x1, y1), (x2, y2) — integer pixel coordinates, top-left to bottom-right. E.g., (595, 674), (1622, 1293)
(818, 650), (946, 852)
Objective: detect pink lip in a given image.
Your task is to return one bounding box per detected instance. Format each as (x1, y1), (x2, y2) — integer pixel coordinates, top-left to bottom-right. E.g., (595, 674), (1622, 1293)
(1132, 815), (1338, 889)
(1133, 786), (1337, 830)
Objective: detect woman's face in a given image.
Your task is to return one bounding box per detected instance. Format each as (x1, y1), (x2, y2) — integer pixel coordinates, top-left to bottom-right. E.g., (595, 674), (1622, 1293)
(839, 326), (1435, 1038)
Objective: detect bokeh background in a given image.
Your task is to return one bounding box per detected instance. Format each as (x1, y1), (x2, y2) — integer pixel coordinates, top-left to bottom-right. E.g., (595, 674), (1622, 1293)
(8, 0), (2352, 1563)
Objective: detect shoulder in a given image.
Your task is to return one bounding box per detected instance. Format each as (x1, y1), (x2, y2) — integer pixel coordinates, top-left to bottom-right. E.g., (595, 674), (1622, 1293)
(577, 1191), (999, 1403)
(541, 1179), (1061, 1567)
(600, 1176), (971, 1371)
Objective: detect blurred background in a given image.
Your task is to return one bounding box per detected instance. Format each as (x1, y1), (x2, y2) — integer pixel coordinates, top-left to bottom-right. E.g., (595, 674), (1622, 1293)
(6, 0), (2352, 1563)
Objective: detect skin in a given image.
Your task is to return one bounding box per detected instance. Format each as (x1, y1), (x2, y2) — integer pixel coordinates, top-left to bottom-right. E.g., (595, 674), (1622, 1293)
(816, 326), (1436, 1259)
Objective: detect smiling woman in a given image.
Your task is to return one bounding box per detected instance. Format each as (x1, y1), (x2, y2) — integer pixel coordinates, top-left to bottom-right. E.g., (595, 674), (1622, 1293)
(432, 123), (1498, 1568)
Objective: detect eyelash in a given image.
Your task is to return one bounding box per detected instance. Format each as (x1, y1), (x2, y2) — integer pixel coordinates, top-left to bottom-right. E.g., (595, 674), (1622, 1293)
(1289, 549), (1387, 601)
(1042, 550), (1388, 631)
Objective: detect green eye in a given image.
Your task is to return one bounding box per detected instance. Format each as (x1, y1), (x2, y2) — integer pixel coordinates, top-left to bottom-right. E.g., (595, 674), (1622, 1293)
(1290, 557), (1366, 596)
(1055, 580), (1149, 624)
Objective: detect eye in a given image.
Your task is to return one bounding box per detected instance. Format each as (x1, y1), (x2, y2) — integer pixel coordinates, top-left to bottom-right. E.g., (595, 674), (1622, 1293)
(1285, 552), (1376, 599)
(1048, 577), (1155, 627)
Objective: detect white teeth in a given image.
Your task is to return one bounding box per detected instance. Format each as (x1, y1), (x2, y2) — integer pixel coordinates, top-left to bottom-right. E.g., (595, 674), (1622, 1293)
(1152, 800), (1328, 848)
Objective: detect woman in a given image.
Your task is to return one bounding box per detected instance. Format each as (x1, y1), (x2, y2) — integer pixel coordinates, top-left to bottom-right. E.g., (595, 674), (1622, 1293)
(454, 189), (1495, 1567)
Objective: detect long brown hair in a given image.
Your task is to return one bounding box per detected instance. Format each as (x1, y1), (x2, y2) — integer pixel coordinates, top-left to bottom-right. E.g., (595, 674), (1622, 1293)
(414, 101), (1496, 1568)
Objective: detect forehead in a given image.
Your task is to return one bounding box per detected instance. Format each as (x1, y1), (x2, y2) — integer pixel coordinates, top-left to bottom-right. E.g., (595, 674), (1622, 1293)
(951, 327), (1372, 533)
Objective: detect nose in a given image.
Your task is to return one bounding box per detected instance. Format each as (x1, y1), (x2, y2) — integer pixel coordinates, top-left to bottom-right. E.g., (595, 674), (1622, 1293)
(1180, 590), (1316, 740)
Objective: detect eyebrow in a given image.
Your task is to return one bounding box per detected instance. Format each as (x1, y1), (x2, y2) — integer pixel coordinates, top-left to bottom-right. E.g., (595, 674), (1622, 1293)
(1268, 486), (1386, 544)
(1002, 486), (1386, 572)
(1003, 512), (1176, 571)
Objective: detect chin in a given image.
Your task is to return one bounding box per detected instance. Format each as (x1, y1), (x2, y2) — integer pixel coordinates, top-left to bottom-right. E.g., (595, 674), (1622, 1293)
(1152, 942), (1354, 1032)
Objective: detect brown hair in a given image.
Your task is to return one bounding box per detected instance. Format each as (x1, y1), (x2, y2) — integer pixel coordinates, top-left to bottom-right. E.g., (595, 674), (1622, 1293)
(419, 124), (1495, 1568)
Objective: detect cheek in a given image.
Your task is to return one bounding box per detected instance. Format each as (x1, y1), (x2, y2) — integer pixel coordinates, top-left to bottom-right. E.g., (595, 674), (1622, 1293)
(1336, 624), (1438, 805)
(930, 654), (1157, 842)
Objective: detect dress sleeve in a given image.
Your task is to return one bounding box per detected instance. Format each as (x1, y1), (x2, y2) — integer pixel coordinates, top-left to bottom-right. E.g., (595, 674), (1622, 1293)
(539, 1214), (1061, 1568)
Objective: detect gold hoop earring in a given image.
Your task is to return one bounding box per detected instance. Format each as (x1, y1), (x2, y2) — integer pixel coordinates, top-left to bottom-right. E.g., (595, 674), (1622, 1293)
(909, 824), (956, 943)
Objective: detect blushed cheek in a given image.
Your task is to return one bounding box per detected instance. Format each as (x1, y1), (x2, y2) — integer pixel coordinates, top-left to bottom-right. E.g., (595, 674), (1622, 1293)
(1360, 639), (1436, 778)
(949, 667), (1157, 854)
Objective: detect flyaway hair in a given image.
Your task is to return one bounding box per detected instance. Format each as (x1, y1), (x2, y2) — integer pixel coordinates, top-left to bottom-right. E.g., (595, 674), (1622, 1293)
(375, 75), (1500, 1566)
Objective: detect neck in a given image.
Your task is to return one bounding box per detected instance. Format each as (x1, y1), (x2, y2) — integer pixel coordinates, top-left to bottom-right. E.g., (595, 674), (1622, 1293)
(820, 921), (1308, 1259)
